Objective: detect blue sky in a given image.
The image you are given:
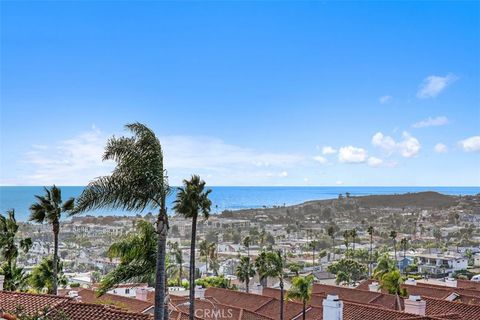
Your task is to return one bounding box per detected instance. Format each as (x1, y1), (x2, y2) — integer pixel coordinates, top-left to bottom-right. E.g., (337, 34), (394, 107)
(0, 1), (479, 186)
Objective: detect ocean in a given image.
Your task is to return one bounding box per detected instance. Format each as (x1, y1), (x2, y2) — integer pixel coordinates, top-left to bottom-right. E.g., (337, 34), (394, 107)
(1, 186), (479, 221)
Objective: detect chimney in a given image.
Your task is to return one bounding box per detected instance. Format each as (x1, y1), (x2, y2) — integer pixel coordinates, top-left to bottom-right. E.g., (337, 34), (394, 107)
(404, 278), (417, 286)
(195, 286), (206, 300)
(368, 282), (380, 292)
(323, 294), (343, 320)
(136, 288), (148, 301)
(0, 275), (4, 291)
(404, 295), (426, 316)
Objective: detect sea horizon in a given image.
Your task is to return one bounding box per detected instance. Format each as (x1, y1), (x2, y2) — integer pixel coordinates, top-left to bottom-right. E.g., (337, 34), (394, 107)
(2, 185), (479, 222)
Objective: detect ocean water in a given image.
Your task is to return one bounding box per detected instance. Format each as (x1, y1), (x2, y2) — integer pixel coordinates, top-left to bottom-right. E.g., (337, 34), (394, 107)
(1, 186), (479, 221)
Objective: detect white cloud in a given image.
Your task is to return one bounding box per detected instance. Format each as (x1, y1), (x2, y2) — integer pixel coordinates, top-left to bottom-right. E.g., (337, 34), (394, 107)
(379, 95), (392, 104)
(279, 171), (288, 177)
(417, 74), (457, 98)
(434, 143), (448, 154)
(412, 116), (449, 128)
(21, 126), (113, 185)
(313, 155), (328, 164)
(367, 157), (383, 167)
(338, 146), (367, 163)
(371, 131), (421, 158)
(335, 180), (344, 185)
(322, 146), (337, 155)
(14, 128), (306, 186)
(459, 136), (480, 152)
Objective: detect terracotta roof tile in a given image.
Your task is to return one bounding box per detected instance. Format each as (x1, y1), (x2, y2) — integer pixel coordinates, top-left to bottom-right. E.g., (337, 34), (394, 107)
(76, 288), (153, 313)
(0, 291), (69, 316)
(48, 301), (153, 320)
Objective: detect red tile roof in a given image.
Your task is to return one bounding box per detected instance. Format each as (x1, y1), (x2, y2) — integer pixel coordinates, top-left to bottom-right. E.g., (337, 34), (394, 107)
(0, 291), (69, 316)
(76, 288), (153, 313)
(47, 301), (153, 320)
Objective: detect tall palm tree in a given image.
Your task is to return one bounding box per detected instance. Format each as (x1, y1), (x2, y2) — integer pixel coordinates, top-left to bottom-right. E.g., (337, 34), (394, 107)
(309, 240), (317, 268)
(256, 250), (285, 320)
(350, 229), (357, 251)
(170, 242), (184, 286)
(173, 175), (212, 320)
(287, 275), (314, 320)
(243, 236), (251, 259)
(390, 230), (398, 267)
(343, 230), (350, 252)
(367, 226), (374, 276)
(400, 237), (408, 274)
(327, 226), (336, 261)
(199, 240), (215, 276)
(73, 123), (169, 320)
(235, 256), (255, 293)
(29, 186), (74, 295)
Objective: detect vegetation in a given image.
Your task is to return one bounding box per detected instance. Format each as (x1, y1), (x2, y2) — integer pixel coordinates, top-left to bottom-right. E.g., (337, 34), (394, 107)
(0, 209), (32, 291)
(29, 256), (67, 294)
(73, 123), (170, 320)
(255, 250), (285, 320)
(287, 275), (314, 320)
(97, 220), (158, 296)
(29, 186), (75, 294)
(235, 256), (255, 293)
(327, 258), (367, 286)
(173, 175), (212, 320)
(195, 275), (235, 289)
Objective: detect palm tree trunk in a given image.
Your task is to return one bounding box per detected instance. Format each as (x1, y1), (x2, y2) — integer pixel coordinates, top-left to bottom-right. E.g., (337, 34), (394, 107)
(154, 209), (168, 320)
(245, 276), (249, 293)
(369, 235), (373, 277)
(312, 248), (315, 269)
(302, 300), (306, 320)
(279, 279), (284, 320)
(52, 221), (59, 295)
(189, 214), (198, 320)
(332, 237), (335, 261)
(205, 242), (208, 277)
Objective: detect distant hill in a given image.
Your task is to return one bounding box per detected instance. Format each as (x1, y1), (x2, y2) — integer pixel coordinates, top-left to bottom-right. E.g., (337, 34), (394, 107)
(353, 191), (458, 209)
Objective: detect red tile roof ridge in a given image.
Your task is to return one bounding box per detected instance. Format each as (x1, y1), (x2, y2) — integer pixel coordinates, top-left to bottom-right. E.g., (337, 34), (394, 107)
(0, 290), (71, 300)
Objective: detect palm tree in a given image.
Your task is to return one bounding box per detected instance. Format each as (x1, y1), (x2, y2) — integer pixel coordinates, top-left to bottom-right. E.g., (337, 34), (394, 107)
(29, 186), (74, 295)
(170, 242), (184, 286)
(0, 209), (32, 291)
(327, 225), (336, 261)
(400, 238), (408, 274)
(235, 256), (255, 293)
(29, 256), (67, 293)
(343, 230), (350, 252)
(243, 236), (251, 259)
(97, 220), (158, 295)
(309, 240), (317, 268)
(390, 230), (398, 267)
(373, 254), (396, 280)
(199, 240), (216, 276)
(173, 175), (212, 320)
(350, 229), (357, 251)
(287, 275), (314, 320)
(256, 250), (285, 320)
(73, 123), (169, 320)
(367, 226), (374, 276)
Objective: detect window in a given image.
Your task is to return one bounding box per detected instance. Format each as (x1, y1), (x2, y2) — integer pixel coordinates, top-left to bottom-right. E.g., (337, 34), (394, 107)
(125, 288), (130, 294)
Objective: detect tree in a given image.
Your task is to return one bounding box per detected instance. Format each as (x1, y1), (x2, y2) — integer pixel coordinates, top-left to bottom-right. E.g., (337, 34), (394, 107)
(173, 175), (212, 320)
(343, 230), (350, 251)
(400, 238), (408, 262)
(350, 229), (358, 251)
(309, 240), (318, 268)
(29, 256), (67, 294)
(367, 226), (374, 276)
(373, 255), (397, 280)
(256, 250), (286, 320)
(327, 259), (367, 286)
(199, 240), (215, 276)
(287, 275), (314, 320)
(73, 123), (170, 320)
(288, 263), (301, 276)
(327, 225), (336, 261)
(29, 186), (74, 295)
(380, 269), (405, 295)
(235, 256), (255, 293)
(390, 230), (398, 267)
(0, 210), (32, 291)
(97, 220), (158, 295)
(170, 242), (184, 286)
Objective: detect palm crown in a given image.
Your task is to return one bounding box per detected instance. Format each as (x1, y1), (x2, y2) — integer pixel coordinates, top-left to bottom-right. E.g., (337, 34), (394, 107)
(173, 175), (212, 219)
(30, 186), (74, 224)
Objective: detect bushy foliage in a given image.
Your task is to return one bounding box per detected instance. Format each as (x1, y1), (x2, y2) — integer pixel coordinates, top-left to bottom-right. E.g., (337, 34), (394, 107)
(327, 258), (367, 285)
(195, 275), (235, 289)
